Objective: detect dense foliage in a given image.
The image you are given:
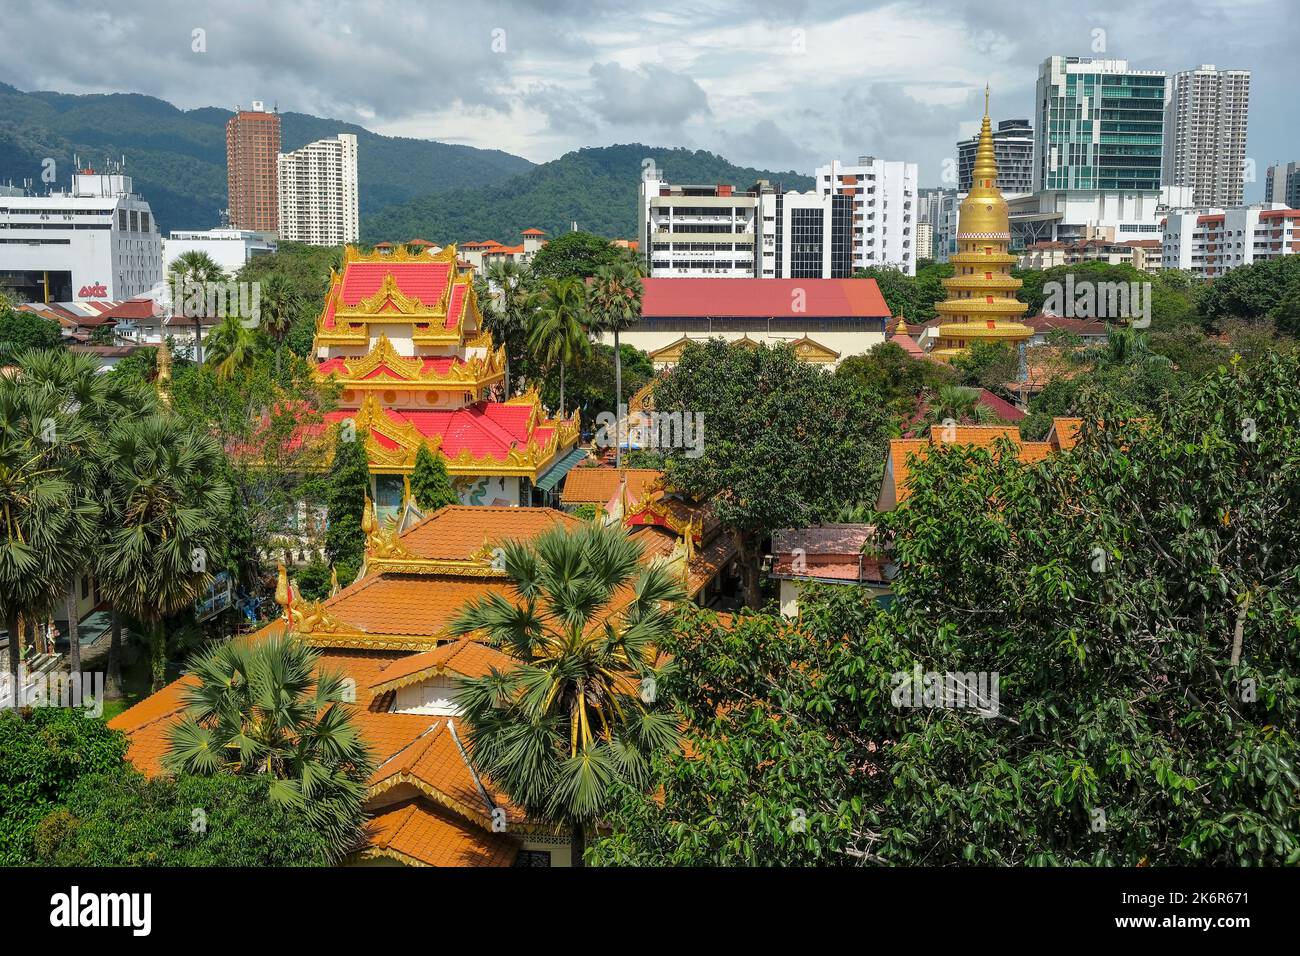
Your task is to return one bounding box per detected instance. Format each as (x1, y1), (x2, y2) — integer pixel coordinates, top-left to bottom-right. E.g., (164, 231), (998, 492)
(0, 708), (128, 864)
(34, 771), (334, 866)
(595, 353), (1300, 865)
(409, 444), (458, 512)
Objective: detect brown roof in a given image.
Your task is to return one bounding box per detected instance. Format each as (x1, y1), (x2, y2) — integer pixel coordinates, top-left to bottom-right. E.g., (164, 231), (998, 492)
(324, 573), (517, 641)
(877, 425), (1055, 509)
(1047, 417), (1083, 452)
(561, 468), (664, 505)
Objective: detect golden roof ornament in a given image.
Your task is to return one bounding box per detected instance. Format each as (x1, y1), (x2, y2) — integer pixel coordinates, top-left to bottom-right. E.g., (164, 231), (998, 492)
(155, 338), (173, 407)
(329, 565), (340, 596)
(275, 560), (290, 615)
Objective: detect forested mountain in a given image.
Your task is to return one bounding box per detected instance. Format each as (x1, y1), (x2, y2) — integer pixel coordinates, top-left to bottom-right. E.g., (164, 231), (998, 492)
(0, 83), (533, 231)
(363, 144), (815, 242)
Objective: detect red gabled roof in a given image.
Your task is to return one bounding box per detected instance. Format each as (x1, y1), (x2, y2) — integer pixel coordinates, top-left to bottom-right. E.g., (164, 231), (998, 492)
(639, 278), (890, 319)
(520, 228), (545, 236)
(323, 400), (555, 463)
(339, 261), (452, 308)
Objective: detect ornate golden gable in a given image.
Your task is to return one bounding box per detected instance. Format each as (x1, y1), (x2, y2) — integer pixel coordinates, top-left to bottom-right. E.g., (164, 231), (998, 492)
(788, 335), (841, 364)
(314, 333), (506, 390)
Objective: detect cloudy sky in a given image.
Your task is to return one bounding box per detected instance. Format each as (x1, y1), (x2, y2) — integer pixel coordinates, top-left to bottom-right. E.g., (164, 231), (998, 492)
(1, 0), (1296, 196)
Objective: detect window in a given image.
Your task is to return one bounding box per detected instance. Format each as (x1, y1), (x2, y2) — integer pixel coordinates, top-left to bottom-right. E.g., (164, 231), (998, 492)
(514, 850), (552, 867)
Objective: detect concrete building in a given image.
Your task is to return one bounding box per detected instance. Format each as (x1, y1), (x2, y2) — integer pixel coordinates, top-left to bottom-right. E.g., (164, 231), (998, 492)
(1161, 204), (1300, 277)
(1163, 65), (1251, 207)
(162, 228), (277, 276)
(1008, 185), (1192, 248)
(958, 118), (1033, 195)
(759, 186), (855, 279)
(815, 157), (919, 275)
(277, 133), (359, 246)
(1019, 238), (1163, 273)
(226, 102), (280, 233)
(915, 221), (934, 261)
(1034, 57), (1166, 193)
(639, 179), (762, 278)
(1265, 161), (1300, 208)
(0, 168), (163, 303)
(919, 188), (959, 263)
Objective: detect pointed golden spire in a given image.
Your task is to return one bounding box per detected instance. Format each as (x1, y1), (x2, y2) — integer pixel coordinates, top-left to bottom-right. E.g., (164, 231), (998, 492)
(155, 338), (173, 408)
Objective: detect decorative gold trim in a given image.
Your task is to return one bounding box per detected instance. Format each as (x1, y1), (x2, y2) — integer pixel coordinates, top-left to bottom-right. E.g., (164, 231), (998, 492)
(316, 334), (505, 392)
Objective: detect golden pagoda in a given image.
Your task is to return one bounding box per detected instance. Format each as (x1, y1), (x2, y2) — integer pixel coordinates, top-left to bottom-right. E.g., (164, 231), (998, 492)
(931, 87), (1031, 361)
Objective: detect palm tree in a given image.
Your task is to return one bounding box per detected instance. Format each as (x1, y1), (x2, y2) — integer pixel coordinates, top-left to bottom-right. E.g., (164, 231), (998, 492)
(483, 259), (532, 398)
(0, 371), (98, 709)
(164, 633), (374, 860)
(203, 313), (263, 381)
(256, 273), (299, 377)
(527, 277), (591, 416)
(588, 261), (644, 467)
(168, 250), (226, 363)
(915, 385), (999, 436)
(16, 349), (157, 683)
(94, 415), (231, 690)
(1091, 325), (1174, 371)
(451, 522), (684, 866)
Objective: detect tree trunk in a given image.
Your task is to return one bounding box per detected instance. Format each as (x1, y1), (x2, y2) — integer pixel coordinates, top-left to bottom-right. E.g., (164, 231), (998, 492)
(570, 820), (586, 868)
(504, 354), (511, 399)
(5, 612), (20, 711)
(614, 328), (622, 469)
(735, 530), (762, 609)
(106, 607), (123, 699)
(274, 343), (281, 378)
(194, 316), (203, 363)
(150, 622), (167, 692)
(65, 580), (81, 677)
(559, 363), (566, 418)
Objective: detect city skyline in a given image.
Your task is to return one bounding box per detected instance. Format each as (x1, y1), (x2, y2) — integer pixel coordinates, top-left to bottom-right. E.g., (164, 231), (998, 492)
(0, 0), (1295, 199)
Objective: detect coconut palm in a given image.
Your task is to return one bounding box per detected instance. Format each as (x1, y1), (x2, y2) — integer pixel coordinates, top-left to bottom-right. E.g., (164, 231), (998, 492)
(0, 370), (98, 709)
(168, 250), (227, 363)
(94, 415), (231, 690)
(203, 313), (264, 382)
(451, 522), (684, 866)
(588, 261), (644, 467)
(1090, 325), (1174, 371)
(527, 277), (591, 416)
(256, 273), (299, 377)
(483, 259), (533, 398)
(164, 633), (374, 860)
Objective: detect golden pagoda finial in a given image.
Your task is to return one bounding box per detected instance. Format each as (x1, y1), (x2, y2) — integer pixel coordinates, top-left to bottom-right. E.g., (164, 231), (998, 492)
(329, 565), (340, 596)
(895, 317), (908, 335)
(984, 83), (990, 117)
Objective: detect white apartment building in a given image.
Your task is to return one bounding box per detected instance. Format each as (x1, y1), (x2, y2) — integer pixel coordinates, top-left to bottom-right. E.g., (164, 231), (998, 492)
(639, 179), (762, 278)
(1265, 161), (1300, 208)
(915, 222), (934, 261)
(163, 228), (277, 276)
(1162, 204), (1300, 277)
(276, 133), (359, 246)
(0, 169), (163, 303)
(815, 157), (919, 275)
(1009, 185), (1193, 248)
(1163, 65), (1251, 207)
(919, 188), (959, 263)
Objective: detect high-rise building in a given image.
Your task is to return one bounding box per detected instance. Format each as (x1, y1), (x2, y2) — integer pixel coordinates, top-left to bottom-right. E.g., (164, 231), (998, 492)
(931, 91), (1031, 361)
(638, 177), (855, 279)
(958, 119), (1033, 195)
(815, 157), (919, 275)
(1034, 57), (1166, 193)
(1265, 162), (1300, 208)
(918, 187), (959, 263)
(1163, 65), (1251, 207)
(226, 101), (280, 233)
(915, 221), (934, 261)
(277, 133), (360, 246)
(0, 166), (163, 302)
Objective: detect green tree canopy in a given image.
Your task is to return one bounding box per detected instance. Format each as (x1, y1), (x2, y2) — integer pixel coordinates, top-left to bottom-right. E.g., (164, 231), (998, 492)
(409, 443), (458, 512)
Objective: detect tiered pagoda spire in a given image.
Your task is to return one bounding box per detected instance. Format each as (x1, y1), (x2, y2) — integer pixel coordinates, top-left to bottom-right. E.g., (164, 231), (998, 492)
(931, 87), (1031, 360)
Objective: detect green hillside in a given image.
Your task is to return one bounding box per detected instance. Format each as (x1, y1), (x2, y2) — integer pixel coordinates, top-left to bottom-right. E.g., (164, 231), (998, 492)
(0, 82), (533, 232)
(362, 144), (816, 243)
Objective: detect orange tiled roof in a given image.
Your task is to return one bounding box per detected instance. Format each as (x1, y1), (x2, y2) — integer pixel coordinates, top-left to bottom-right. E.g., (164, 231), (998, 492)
(878, 424), (1055, 509)
(370, 639), (516, 693)
(321, 573), (518, 644)
(561, 467), (665, 506)
(396, 505), (582, 561)
(1047, 417), (1083, 452)
(362, 799), (516, 867)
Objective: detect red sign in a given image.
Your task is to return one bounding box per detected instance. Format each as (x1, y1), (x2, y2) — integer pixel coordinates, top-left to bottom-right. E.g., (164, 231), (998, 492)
(78, 283), (108, 298)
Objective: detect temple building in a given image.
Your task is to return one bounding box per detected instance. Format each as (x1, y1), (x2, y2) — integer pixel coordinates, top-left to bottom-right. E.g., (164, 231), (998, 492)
(931, 90), (1032, 361)
(108, 500), (740, 866)
(312, 245), (580, 515)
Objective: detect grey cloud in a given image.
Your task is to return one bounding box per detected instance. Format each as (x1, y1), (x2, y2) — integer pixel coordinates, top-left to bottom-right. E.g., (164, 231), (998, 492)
(587, 62), (710, 126)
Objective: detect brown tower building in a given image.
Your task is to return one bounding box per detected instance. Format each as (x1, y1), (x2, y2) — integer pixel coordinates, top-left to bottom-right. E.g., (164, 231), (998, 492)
(226, 101), (280, 233)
